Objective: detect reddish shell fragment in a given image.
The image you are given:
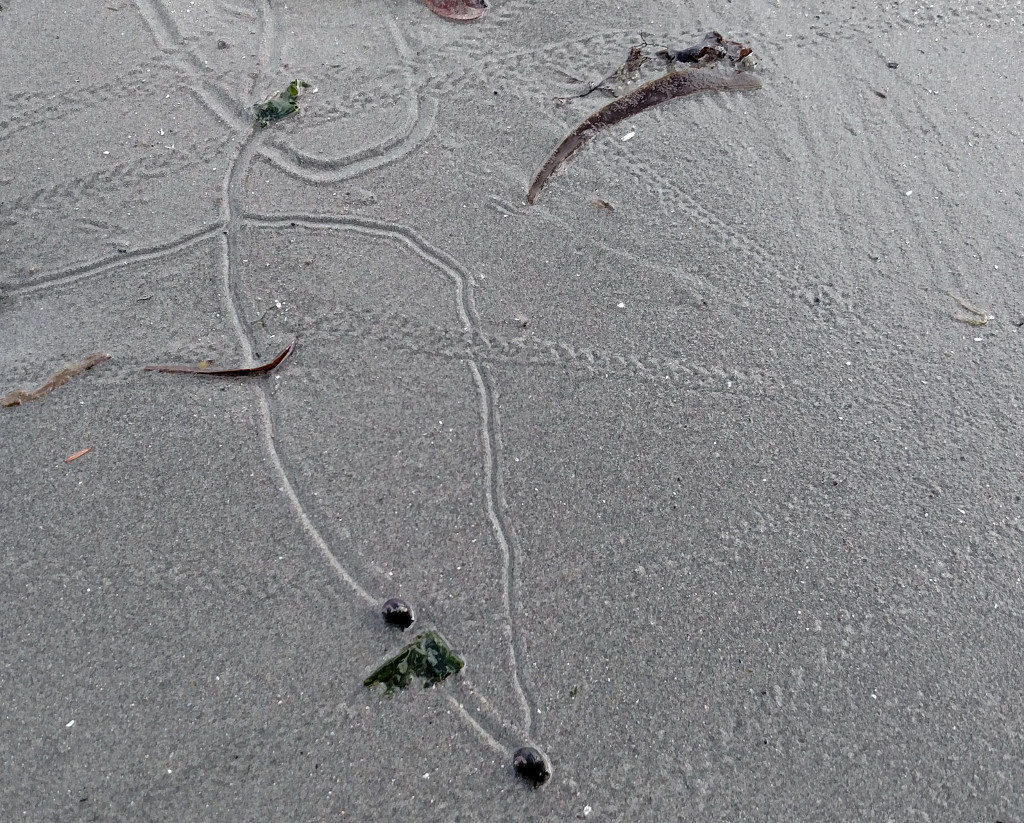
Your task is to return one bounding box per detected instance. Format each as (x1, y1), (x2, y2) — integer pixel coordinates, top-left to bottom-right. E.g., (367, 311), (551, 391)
(425, 0), (487, 21)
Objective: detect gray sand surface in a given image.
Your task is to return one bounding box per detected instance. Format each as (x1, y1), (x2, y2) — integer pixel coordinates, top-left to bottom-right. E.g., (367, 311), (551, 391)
(2, 1), (1023, 820)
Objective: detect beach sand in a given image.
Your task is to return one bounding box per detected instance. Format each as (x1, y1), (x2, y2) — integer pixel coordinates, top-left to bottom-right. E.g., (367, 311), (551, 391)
(2, 0), (1022, 819)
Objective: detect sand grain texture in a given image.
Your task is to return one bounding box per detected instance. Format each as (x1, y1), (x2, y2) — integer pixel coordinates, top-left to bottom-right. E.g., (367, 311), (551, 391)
(2, 1), (1023, 820)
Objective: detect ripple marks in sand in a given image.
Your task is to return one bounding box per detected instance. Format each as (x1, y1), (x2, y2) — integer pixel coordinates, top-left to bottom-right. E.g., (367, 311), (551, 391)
(284, 302), (776, 397)
(0, 57), (176, 142)
(0, 136), (233, 221)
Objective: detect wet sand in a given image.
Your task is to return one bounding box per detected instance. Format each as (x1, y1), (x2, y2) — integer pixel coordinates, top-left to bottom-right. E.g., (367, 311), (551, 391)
(2, 1), (1023, 819)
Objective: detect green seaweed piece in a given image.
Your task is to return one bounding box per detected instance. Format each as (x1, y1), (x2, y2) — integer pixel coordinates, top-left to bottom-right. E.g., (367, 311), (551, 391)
(364, 631), (465, 694)
(253, 80), (310, 127)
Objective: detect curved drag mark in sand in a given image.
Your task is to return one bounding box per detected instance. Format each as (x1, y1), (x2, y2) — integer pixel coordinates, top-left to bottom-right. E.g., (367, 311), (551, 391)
(244, 210), (538, 740)
(210, 80), (384, 611)
(133, 0), (251, 127)
(259, 17), (437, 184)
(260, 97), (438, 184)
(256, 0), (282, 85)
(129, 0), (527, 757)
(262, 93), (434, 182)
(446, 694), (509, 756)
(221, 132), (259, 365)
(3, 223), (224, 298)
(133, 1), (437, 187)
(447, 669), (542, 755)
(218, 129), (380, 608)
(253, 385), (380, 607)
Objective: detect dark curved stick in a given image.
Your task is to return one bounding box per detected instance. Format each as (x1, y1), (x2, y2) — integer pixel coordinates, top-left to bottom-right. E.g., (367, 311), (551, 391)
(527, 67), (762, 204)
(143, 341), (295, 376)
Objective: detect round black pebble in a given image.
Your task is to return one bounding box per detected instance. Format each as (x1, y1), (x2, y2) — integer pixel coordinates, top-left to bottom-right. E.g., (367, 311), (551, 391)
(381, 598), (415, 630)
(512, 747), (550, 787)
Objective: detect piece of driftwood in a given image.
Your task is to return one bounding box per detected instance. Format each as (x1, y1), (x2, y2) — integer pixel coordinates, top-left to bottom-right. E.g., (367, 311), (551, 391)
(528, 67), (762, 204)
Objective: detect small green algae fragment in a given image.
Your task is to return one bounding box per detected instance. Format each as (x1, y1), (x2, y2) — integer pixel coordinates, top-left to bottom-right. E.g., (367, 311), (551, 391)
(364, 631), (465, 694)
(253, 80), (310, 127)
